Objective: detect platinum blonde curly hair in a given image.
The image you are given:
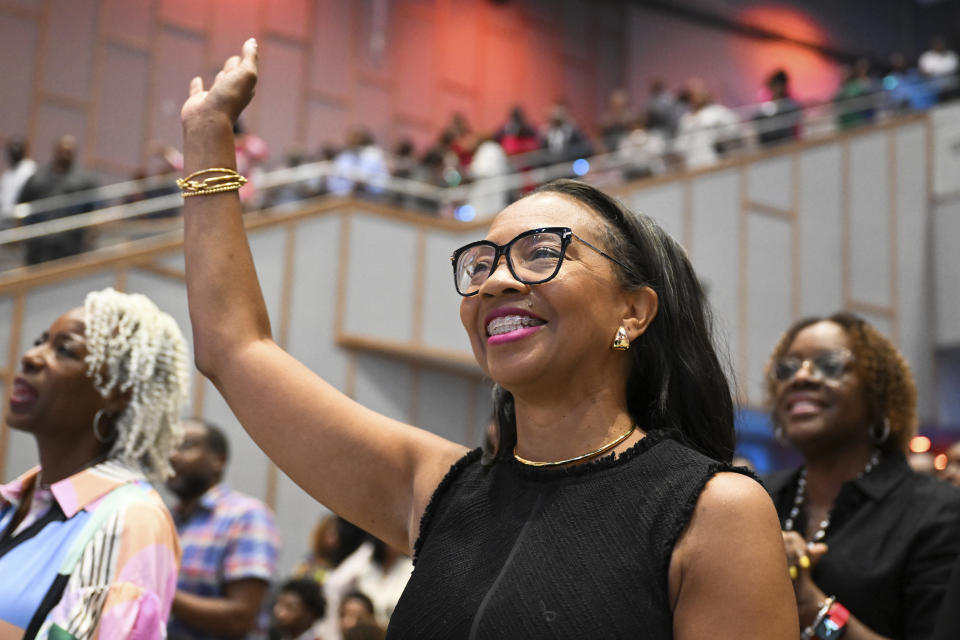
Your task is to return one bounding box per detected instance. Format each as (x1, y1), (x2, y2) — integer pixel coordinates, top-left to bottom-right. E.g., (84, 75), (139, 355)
(84, 287), (191, 483)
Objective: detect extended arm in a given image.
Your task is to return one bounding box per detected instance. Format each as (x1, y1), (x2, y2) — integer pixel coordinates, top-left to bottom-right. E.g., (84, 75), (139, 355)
(180, 40), (466, 552)
(172, 580), (268, 638)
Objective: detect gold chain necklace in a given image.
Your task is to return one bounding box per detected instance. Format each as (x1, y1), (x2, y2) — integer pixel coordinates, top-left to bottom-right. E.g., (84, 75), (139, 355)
(513, 424), (637, 468)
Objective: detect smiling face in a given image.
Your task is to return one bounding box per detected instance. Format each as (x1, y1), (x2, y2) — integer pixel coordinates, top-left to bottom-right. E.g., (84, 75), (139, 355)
(773, 321), (872, 452)
(7, 307), (107, 439)
(459, 193), (636, 396)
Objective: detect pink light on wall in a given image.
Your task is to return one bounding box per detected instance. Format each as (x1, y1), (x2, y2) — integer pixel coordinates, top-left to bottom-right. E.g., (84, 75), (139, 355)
(734, 5), (843, 104)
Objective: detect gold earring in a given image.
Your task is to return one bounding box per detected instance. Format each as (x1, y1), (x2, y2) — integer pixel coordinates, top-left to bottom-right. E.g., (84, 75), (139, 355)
(612, 326), (630, 351)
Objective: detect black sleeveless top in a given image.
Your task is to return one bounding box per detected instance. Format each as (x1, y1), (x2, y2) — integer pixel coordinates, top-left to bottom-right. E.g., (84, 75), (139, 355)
(387, 430), (746, 639)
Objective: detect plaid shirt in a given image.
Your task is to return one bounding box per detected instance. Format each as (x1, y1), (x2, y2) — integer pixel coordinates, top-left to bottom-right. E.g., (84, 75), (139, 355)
(169, 484), (279, 639)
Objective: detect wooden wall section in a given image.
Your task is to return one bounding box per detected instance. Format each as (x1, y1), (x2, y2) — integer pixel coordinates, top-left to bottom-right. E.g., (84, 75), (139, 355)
(0, 0), (627, 178)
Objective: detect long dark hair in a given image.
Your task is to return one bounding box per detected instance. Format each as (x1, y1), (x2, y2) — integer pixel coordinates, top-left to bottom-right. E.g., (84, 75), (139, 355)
(488, 179), (735, 463)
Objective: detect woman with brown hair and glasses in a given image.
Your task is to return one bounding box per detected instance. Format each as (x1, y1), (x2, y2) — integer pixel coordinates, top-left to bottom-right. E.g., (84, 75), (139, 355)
(764, 313), (960, 640)
(176, 40), (796, 638)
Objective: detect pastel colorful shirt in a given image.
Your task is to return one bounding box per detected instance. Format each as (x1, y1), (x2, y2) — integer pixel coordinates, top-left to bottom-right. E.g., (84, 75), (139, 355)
(168, 484), (279, 639)
(0, 459), (180, 640)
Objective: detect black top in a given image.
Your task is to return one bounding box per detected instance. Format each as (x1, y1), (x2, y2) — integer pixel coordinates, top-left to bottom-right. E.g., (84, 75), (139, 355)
(387, 430), (747, 639)
(766, 452), (960, 640)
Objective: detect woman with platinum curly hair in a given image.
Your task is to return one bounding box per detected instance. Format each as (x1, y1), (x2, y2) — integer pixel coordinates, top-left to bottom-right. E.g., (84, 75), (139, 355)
(0, 287), (190, 639)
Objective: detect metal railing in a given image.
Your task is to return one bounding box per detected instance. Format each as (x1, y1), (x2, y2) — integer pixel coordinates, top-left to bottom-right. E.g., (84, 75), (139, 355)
(0, 73), (955, 264)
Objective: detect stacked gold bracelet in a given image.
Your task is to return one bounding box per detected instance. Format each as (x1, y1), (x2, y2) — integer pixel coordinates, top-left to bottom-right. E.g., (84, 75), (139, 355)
(177, 167), (248, 197)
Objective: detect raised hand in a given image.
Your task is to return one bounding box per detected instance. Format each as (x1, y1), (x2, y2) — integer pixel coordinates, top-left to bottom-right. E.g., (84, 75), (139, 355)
(181, 38), (259, 129)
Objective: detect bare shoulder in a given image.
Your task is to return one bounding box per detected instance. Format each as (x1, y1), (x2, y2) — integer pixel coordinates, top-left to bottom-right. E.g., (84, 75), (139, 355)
(670, 471), (797, 640)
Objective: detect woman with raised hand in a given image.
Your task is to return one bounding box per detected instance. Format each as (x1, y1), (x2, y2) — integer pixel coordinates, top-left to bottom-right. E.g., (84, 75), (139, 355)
(765, 313), (960, 640)
(179, 40), (796, 638)
(0, 288), (190, 639)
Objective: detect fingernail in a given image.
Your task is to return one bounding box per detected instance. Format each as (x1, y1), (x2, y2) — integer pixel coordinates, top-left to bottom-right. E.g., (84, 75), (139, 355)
(799, 555), (811, 569)
(789, 566), (798, 580)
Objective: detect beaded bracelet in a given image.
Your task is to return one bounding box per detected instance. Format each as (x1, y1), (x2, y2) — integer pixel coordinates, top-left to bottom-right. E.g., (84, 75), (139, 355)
(801, 597), (835, 640)
(177, 167), (248, 197)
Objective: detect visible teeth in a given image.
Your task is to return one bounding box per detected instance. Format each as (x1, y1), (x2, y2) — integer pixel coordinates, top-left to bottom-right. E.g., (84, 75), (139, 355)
(487, 315), (543, 336)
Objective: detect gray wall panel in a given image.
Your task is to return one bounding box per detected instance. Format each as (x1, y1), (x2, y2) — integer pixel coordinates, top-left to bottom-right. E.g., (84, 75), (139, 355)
(274, 471), (329, 576)
(40, 0), (98, 103)
(287, 216), (348, 392)
(690, 171), (740, 359)
(0, 297), (12, 368)
(249, 227), (288, 338)
(748, 156), (793, 211)
(895, 125), (933, 417)
(415, 369), (470, 445)
(798, 145), (843, 316)
(849, 133), (891, 307)
(745, 214), (793, 406)
(422, 230), (475, 355)
(935, 200), (960, 346)
(344, 215), (417, 343)
(0, 13), (38, 139)
(353, 354), (412, 423)
(629, 183), (685, 248)
(202, 376), (270, 504)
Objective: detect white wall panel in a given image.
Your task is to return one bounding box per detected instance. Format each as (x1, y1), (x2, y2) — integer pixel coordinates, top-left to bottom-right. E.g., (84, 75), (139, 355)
(274, 472), (329, 575)
(798, 145), (843, 316)
(629, 183), (685, 248)
(415, 369), (470, 445)
(690, 171), (740, 356)
(935, 200), (960, 346)
(353, 354), (412, 423)
(747, 156), (792, 211)
(201, 376), (271, 503)
(249, 227), (289, 338)
(894, 124), (933, 416)
(421, 230), (475, 355)
(744, 214), (793, 406)
(344, 214), (417, 342)
(287, 216), (348, 392)
(848, 133), (891, 307)
(0, 296), (13, 368)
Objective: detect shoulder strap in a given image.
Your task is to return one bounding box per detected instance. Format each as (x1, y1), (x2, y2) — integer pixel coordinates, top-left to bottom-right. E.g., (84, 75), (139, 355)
(58, 482), (142, 575)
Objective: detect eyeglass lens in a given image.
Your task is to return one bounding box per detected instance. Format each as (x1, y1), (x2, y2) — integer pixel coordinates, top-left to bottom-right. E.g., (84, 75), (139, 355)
(455, 231), (565, 295)
(774, 351), (851, 382)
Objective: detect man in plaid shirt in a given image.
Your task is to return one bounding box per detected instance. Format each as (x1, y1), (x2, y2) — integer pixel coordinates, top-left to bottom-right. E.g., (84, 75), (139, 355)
(167, 418), (281, 639)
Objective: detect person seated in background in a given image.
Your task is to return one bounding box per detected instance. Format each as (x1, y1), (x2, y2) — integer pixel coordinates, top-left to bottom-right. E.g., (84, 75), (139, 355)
(540, 100), (592, 165)
(342, 622), (386, 640)
(269, 579), (326, 640)
(0, 137), (36, 224)
(338, 590), (378, 635)
(919, 35), (959, 102)
(598, 87), (636, 152)
(754, 69), (802, 147)
(319, 535), (413, 633)
(0, 287), (189, 638)
(883, 52), (938, 112)
(292, 514), (343, 585)
(675, 79), (742, 169)
(17, 135), (98, 265)
(166, 417), (281, 640)
(764, 312), (960, 639)
(834, 59), (879, 130)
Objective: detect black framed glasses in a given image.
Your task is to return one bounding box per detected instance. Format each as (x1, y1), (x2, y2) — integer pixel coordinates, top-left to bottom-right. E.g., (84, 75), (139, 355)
(450, 226), (632, 297)
(773, 350), (854, 383)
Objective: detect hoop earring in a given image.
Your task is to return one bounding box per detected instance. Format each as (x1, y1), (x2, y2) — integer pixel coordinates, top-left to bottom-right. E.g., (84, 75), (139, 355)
(871, 417), (891, 445)
(612, 326), (630, 351)
(93, 409), (113, 443)
(774, 424), (787, 445)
